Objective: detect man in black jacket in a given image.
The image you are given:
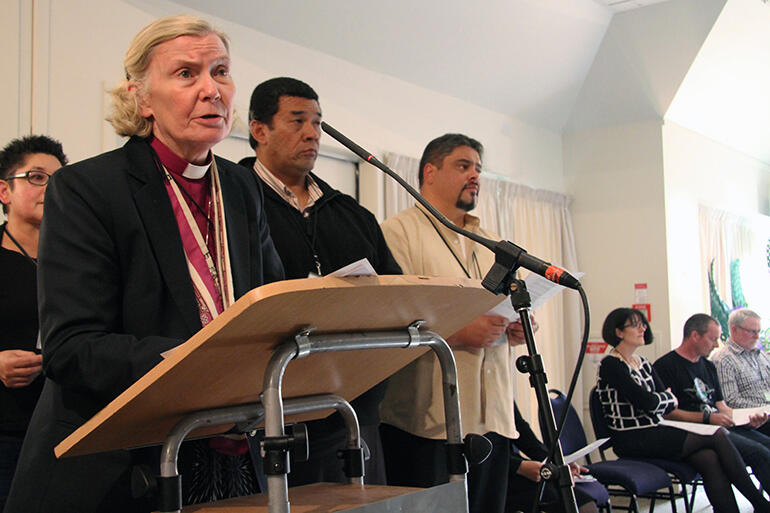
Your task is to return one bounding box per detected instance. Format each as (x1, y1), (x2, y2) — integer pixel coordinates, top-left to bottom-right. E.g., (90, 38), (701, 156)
(239, 77), (401, 486)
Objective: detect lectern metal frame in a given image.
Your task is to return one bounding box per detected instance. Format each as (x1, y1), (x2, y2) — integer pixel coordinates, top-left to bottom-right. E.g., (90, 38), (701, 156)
(159, 394), (362, 509)
(158, 325), (467, 513)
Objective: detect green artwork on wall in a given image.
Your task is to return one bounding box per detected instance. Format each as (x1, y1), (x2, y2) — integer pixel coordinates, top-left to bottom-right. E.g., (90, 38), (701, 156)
(730, 259), (747, 309)
(709, 255), (770, 351)
(708, 259), (730, 341)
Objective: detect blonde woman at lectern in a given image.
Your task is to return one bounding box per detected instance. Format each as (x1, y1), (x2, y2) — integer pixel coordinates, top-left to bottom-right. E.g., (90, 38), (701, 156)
(4, 15), (283, 513)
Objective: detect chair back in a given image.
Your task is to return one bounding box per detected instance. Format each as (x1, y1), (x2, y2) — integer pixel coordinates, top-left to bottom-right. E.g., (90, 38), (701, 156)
(588, 386), (615, 456)
(545, 389), (588, 456)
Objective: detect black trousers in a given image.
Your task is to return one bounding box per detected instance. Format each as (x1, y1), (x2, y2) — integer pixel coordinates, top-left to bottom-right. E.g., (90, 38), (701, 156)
(507, 473), (597, 512)
(758, 421), (770, 439)
(381, 424), (512, 513)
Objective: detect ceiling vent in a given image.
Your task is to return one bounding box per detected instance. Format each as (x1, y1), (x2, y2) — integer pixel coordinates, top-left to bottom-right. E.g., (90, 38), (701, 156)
(603, 0), (673, 12)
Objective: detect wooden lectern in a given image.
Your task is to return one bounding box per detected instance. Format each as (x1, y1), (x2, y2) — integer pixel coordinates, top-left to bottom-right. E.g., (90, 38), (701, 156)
(55, 275), (502, 513)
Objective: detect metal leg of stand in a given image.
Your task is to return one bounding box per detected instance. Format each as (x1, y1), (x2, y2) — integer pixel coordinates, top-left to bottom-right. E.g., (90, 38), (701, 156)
(287, 328), (467, 481)
(327, 396), (364, 485)
(424, 332), (467, 484)
(257, 326), (470, 513)
(262, 342), (299, 513)
(276, 394), (364, 485)
(511, 281), (579, 513)
(157, 394), (362, 513)
(158, 403), (266, 513)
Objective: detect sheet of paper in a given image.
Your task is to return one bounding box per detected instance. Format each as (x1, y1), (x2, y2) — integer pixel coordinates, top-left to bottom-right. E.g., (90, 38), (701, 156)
(487, 269), (585, 321)
(659, 419), (720, 435)
(732, 407), (770, 426)
(563, 438), (609, 465)
(160, 346), (179, 359)
(327, 258), (377, 277)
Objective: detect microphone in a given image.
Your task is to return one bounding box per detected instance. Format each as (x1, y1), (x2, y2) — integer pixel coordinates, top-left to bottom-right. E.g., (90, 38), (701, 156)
(483, 240), (581, 292)
(320, 121), (581, 291)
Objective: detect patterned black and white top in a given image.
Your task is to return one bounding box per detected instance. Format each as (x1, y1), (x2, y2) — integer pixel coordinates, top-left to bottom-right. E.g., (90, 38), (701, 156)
(596, 354), (678, 431)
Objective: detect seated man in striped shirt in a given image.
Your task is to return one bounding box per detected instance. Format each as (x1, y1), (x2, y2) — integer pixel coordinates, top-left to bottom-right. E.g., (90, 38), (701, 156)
(711, 309), (770, 437)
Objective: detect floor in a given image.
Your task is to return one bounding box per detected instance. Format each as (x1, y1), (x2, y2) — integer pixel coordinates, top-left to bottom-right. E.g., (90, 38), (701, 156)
(623, 484), (754, 513)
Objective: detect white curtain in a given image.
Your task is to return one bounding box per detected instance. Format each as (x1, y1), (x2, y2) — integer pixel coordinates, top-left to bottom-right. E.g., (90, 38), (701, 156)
(382, 151), (584, 432)
(699, 205), (770, 316)
(483, 181), (583, 427)
(383, 152), (420, 219)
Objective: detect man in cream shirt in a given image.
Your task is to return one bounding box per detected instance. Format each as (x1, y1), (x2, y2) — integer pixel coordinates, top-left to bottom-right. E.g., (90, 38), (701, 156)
(379, 133), (533, 513)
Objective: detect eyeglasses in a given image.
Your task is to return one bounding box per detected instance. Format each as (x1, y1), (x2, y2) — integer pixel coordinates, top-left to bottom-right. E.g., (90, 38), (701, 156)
(3, 169), (51, 186)
(737, 326), (761, 336)
(623, 321), (647, 330)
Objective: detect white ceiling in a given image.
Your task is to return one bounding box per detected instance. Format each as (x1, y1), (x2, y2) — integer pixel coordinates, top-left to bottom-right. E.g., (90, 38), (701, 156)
(175, 0), (770, 163)
(174, 0), (620, 131)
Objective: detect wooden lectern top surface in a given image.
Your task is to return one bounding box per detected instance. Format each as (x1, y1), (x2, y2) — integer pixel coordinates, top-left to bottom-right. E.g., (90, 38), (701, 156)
(55, 275), (502, 458)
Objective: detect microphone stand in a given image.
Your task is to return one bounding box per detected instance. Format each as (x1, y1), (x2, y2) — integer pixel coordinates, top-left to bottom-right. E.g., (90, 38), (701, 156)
(491, 279), (578, 513)
(321, 122), (581, 513)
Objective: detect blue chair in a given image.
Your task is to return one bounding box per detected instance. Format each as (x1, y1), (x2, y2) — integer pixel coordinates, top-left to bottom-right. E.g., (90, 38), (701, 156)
(576, 480), (612, 513)
(587, 387), (700, 513)
(545, 389), (677, 513)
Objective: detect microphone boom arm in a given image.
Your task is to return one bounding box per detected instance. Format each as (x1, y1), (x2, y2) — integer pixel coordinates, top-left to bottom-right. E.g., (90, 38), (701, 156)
(320, 121), (581, 294)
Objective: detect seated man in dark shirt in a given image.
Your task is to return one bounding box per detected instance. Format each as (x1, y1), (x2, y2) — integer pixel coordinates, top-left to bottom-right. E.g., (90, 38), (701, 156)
(240, 77), (402, 486)
(654, 313), (770, 490)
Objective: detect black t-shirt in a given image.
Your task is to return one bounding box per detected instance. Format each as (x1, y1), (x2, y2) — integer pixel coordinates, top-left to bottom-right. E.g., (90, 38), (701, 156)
(653, 350), (722, 413)
(0, 226), (43, 435)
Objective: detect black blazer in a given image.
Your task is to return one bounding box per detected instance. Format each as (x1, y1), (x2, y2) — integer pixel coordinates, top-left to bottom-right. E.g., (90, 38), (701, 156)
(4, 137), (284, 513)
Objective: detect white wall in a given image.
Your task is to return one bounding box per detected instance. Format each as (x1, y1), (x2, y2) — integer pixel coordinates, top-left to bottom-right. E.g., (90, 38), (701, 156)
(1, 0), (30, 145)
(665, 0), (770, 165)
(19, 0), (565, 216)
(562, 0), (750, 359)
(563, 120), (672, 361)
(662, 120), (770, 342)
(563, 118), (770, 362)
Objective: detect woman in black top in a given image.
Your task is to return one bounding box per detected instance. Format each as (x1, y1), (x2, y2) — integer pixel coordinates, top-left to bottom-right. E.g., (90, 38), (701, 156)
(596, 307), (770, 513)
(0, 135), (67, 509)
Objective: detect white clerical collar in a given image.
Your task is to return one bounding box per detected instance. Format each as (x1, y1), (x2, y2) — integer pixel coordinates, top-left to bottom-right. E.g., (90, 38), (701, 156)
(151, 137), (212, 179)
(182, 160), (210, 179)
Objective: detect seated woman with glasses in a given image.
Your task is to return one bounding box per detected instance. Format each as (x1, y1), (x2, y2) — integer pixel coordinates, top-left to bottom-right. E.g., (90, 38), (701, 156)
(0, 135), (67, 509)
(596, 307), (770, 513)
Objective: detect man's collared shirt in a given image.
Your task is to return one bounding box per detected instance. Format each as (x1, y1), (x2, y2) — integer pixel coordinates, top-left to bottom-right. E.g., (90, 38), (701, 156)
(711, 338), (770, 408)
(379, 204), (517, 440)
(253, 158), (322, 215)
